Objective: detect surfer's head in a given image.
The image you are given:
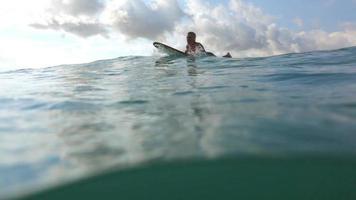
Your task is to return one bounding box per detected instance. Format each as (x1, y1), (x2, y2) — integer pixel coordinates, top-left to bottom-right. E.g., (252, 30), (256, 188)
(187, 32), (196, 45)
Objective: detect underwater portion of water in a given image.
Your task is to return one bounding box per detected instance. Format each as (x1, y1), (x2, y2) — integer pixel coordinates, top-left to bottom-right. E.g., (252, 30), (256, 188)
(1, 47), (356, 198)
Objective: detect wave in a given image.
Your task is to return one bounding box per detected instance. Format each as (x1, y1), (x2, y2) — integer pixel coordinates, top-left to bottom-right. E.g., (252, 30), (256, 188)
(1, 46), (356, 75)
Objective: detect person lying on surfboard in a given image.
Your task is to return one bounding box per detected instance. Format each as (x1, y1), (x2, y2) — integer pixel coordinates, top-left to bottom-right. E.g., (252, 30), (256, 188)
(185, 32), (206, 56)
(185, 32), (232, 58)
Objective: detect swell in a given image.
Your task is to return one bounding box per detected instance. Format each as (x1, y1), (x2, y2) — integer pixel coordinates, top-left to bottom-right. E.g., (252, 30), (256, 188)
(1, 46), (355, 74)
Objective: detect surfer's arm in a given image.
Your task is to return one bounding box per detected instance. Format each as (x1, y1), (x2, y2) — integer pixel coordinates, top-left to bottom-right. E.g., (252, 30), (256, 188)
(184, 45), (188, 54)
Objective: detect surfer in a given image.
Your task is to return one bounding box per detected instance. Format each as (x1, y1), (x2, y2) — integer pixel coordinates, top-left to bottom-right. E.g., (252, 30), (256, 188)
(185, 32), (206, 56)
(185, 32), (232, 58)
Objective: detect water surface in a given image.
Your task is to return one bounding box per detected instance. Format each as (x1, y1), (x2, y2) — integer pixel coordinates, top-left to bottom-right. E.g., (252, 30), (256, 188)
(1, 47), (356, 199)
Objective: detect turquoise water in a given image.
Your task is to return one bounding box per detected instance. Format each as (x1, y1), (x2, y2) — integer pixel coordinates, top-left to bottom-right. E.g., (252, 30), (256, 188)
(1, 47), (356, 199)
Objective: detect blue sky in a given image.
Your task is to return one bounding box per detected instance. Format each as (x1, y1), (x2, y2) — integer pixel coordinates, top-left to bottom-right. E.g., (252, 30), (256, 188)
(248, 0), (356, 31)
(1, 0), (356, 71)
(205, 0), (356, 31)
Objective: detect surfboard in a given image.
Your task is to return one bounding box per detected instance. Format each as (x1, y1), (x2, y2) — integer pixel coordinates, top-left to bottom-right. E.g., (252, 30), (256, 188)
(153, 42), (220, 57)
(153, 42), (187, 57)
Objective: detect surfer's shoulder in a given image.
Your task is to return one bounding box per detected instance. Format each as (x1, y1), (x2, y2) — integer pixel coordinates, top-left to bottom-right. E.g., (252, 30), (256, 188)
(196, 42), (205, 51)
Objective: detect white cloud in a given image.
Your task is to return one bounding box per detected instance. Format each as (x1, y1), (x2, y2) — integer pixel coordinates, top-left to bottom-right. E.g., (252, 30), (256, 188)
(49, 0), (105, 16)
(0, 0), (50, 26)
(171, 0), (356, 57)
(30, 19), (109, 38)
(28, 0), (356, 57)
(293, 17), (304, 27)
(341, 22), (356, 31)
(29, 0), (108, 38)
(4, 0), (356, 65)
(177, 0), (272, 55)
(30, 0), (185, 40)
(102, 0), (185, 40)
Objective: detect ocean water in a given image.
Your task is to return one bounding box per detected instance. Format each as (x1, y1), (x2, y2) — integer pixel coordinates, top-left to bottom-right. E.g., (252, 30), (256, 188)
(1, 47), (356, 199)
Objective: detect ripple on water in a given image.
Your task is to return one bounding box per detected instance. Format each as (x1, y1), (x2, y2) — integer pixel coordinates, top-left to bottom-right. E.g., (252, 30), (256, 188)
(48, 101), (99, 111)
(1, 47), (356, 199)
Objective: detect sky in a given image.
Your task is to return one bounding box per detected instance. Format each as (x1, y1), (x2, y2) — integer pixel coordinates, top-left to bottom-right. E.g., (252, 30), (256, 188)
(0, 0), (356, 70)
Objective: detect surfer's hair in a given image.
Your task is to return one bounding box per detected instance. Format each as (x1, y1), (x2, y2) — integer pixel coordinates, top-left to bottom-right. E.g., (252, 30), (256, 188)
(188, 32), (196, 38)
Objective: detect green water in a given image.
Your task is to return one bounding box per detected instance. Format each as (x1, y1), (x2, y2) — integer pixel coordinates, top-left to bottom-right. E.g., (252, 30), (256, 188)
(22, 156), (356, 200)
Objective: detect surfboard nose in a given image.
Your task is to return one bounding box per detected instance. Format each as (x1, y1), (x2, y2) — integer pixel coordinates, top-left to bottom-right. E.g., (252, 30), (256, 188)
(153, 42), (159, 48)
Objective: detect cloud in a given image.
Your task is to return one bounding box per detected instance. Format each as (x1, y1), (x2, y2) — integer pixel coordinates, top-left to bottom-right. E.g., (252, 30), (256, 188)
(31, 19), (109, 38)
(297, 29), (356, 52)
(30, 0), (356, 57)
(103, 0), (185, 40)
(31, 0), (185, 40)
(172, 0), (356, 57)
(30, 0), (108, 38)
(178, 0), (272, 55)
(341, 22), (356, 31)
(293, 18), (304, 27)
(49, 0), (105, 16)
